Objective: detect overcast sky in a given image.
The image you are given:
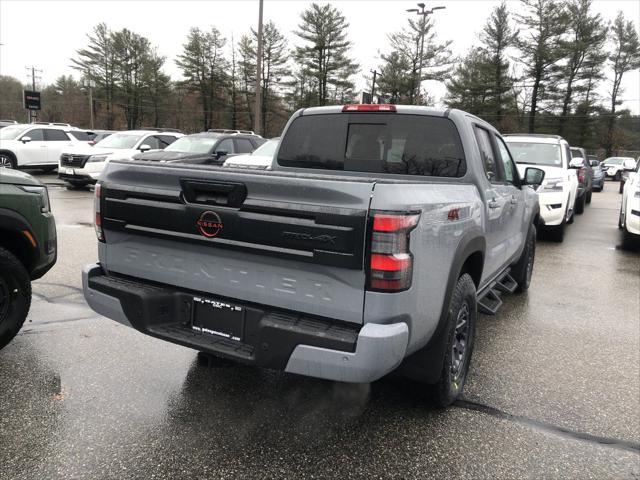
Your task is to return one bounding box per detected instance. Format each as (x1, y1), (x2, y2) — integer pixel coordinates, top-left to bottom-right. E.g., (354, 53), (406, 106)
(0, 0), (638, 113)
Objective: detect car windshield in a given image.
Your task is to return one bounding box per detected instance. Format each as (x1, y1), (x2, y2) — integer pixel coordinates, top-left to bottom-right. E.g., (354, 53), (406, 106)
(507, 142), (563, 167)
(251, 139), (279, 156)
(0, 125), (29, 140)
(95, 133), (143, 149)
(164, 136), (218, 154)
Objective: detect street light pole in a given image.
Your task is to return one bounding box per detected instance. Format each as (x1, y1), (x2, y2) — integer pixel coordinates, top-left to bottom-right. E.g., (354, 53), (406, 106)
(253, 0), (264, 136)
(406, 3), (445, 105)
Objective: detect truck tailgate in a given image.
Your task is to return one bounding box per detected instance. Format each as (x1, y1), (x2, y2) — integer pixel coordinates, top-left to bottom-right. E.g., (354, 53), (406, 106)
(99, 162), (374, 323)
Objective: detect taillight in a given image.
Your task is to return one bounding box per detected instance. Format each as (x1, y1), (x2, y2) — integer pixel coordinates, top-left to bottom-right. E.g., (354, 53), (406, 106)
(578, 167), (586, 183)
(94, 182), (104, 242)
(342, 104), (396, 112)
(367, 211), (420, 292)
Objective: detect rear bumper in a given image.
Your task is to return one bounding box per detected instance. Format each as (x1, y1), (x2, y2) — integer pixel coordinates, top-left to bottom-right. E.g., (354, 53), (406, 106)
(82, 264), (408, 383)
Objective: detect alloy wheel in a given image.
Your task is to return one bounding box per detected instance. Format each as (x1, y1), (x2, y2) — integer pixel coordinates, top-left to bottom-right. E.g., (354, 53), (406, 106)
(0, 155), (14, 169)
(451, 301), (470, 384)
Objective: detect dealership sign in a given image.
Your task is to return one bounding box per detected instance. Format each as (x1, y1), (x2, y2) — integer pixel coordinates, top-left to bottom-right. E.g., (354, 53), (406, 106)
(23, 90), (41, 110)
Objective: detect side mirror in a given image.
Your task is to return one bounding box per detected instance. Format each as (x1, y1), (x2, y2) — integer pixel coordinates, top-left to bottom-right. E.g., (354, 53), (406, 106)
(214, 150), (228, 159)
(139, 144), (152, 152)
(524, 167), (545, 188)
(569, 158), (583, 168)
(21, 136), (32, 144)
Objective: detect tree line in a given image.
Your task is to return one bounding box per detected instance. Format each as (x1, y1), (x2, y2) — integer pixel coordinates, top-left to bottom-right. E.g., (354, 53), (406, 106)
(0, 1), (637, 155)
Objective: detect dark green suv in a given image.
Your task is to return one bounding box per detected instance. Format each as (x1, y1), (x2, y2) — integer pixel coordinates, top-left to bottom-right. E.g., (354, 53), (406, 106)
(0, 168), (57, 349)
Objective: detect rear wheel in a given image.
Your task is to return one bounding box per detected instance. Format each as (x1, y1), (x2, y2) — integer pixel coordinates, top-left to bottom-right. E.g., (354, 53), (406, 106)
(0, 247), (31, 350)
(512, 225), (536, 293)
(432, 273), (476, 407)
(66, 180), (90, 189)
(575, 193), (586, 214)
(586, 190), (592, 204)
(619, 181), (624, 194)
(0, 153), (16, 169)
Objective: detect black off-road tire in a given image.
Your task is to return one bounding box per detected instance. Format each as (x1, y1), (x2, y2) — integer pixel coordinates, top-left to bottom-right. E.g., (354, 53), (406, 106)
(66, 180), (90, 189)
(512, 224), (536, 293)
(551, 223), (565, 242)
(432, 273), (477, 407)
(0, 247), (32, 350)
(586, 190), (592, 204)
(575, 194), (586, 214)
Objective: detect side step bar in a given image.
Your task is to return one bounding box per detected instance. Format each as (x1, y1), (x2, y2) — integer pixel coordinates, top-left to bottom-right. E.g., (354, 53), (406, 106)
(477, 269), (517, 315)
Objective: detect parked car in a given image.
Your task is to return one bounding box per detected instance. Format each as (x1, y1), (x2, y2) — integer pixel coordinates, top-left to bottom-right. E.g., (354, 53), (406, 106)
(569, 147), (593, 212)
(58, 129), (183, 188)
(505, 134), (578, 242)
(0, 119), (18, 129)
(619, 160), (640, 245)
(619, 159), (638, 194)
(590, 159), (605, 191)
(0, 168), (57, 349)
(133, 132), (264, 165)
(83, 104), (545, 407)
(602, 157), (636, 181)
(223, 137), (280, 170)
(88, 130), (115, 146)
(0, 123), (87, 171)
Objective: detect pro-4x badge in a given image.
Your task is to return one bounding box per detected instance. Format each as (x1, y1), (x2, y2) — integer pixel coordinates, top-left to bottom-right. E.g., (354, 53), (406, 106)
(196, 211), (223, 238)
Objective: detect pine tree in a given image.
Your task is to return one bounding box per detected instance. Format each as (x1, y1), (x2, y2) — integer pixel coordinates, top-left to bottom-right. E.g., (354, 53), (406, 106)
(556, 0), (607, 136)
(444, 49), (495, 117)
(293, 3), (359, 107)
(176, 27), (228, 131)
(480, 2), (518, 128)
(377, 14), (452, 105)
(514, 0), (569, 132)
(604, 11), (640, 156)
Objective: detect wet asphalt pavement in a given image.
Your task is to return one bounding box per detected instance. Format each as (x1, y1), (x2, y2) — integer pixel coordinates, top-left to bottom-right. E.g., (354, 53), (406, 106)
(1, 174), (639, 479)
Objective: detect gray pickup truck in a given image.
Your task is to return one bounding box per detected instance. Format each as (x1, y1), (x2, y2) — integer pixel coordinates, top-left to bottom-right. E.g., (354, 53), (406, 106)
(83, 105), (544, 406)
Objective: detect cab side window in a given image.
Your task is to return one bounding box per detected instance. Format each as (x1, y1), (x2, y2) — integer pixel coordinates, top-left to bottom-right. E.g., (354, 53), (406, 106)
(474, 126), (500, 182)
(141, 136), (160, 149)
(216, 139), (235, 154)
(24, 129), (45, 141)
(494, 135), (516, 184)
(234, 138), (254, 154)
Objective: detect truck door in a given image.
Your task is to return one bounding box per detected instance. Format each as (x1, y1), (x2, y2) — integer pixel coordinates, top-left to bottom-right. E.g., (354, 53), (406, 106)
(474, 125), (511, 282)
(494, 134), (525, 263)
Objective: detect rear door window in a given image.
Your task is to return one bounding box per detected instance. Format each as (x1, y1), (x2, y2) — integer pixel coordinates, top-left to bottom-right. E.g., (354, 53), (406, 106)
(216, 139), (235, 154)
(157, 135), (177, 148)
(45, 129), (71, 141)
(277, 113), (466, 177)
(24, 129), (45, 141)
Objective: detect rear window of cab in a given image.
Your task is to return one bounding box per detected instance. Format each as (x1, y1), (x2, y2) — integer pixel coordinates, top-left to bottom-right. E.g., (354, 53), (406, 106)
(277, 113), (466, 178)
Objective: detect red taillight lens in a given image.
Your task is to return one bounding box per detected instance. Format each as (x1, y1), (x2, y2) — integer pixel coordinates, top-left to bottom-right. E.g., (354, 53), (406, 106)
(367, 211), (419, 292)
(94, 182), (104, 242)
(578, 167), (586, 183)
(342, 104), (396, 112)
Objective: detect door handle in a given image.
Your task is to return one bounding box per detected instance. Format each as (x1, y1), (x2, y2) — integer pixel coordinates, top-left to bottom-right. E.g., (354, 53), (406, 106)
(510, 196), (518, 205)
(488, 200), (500, 209)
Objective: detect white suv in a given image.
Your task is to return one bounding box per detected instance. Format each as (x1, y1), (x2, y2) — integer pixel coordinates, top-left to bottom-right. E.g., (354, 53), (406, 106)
(619, 161), (640, 244)
(0, 124), (86, 170)
(505, 134), (578, 242)
(602, 156), (636, 181)
(58, 130), (183, 187)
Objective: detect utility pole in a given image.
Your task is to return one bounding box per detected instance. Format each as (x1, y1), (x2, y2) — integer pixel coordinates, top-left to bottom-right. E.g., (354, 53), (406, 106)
(370, 69), (379, 99)
(84, 73), (95, 130)
(406, 3), (445, 105)
(253, 0), (264, 136)
(25, 66), (42, 123)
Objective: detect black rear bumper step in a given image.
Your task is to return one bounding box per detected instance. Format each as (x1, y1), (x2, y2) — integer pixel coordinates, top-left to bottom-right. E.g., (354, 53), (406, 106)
(89, 271), (360, 370)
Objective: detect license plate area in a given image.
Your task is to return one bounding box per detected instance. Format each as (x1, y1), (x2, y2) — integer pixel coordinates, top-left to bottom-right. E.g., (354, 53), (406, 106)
(191, 297), (244, 342)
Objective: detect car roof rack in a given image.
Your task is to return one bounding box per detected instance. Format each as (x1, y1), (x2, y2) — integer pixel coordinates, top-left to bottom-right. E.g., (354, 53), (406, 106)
(140, 127), (183, 133)
(207, 129), (258, 135)
(503, 133), (564, 140)
(33, 122), (73, 127)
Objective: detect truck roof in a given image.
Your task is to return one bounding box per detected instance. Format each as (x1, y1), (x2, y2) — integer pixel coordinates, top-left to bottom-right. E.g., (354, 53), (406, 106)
(503, 134), (567, 145)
